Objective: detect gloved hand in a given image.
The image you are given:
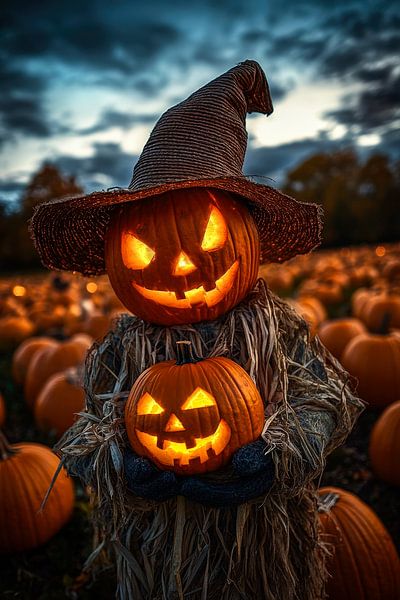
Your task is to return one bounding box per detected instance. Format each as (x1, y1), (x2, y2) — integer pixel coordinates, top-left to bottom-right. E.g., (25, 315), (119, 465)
(123, 450), (181, 501)
(123, 440), (275, 507)
(232, 439), (273, 476)
(181, 440), (275, 507)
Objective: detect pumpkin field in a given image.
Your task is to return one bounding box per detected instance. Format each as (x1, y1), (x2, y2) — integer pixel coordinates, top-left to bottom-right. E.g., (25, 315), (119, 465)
(1, 242), (399, 598)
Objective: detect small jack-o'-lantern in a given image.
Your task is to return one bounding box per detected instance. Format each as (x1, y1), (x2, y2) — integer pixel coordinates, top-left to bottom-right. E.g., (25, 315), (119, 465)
(124, 341), (265, 475)
(105, 188), (260, 325)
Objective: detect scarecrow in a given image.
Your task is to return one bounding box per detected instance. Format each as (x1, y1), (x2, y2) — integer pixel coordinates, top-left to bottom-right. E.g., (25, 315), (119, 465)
(31, 61), (363, 600)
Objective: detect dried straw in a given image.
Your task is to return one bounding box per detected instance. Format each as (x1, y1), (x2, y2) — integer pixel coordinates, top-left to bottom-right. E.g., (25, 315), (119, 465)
(57, 280), (363, 599)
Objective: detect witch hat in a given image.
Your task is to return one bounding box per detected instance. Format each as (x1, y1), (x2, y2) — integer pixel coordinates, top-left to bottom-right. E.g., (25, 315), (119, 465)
(31, 60), (322, 276)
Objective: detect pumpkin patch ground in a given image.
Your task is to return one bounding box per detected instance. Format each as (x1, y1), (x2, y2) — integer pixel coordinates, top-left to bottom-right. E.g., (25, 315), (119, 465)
(1, 243), (399, 598)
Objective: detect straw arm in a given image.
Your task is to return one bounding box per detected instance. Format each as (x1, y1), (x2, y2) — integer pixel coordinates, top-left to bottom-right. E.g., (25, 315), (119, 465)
(278, 337), (364, 487)
(57, 289), (364, 503)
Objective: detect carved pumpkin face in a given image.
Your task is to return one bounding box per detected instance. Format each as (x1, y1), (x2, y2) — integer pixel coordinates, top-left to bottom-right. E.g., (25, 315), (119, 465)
(124, 342), (265, 475)
(105, 188), (260, 325)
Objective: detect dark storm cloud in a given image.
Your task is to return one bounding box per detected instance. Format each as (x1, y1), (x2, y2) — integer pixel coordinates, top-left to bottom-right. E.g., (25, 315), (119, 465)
(266, 3), (400, 136)
(326, 71), (400, 133)
(2, 0), (400, 204)
(0, 65), (51, 142)
(268, 7), (400, 74)
(0, 62), (76, 144)
(79, 110), (158, 135)
(3, 2), (182, 75)
(1, 1), (186, 146)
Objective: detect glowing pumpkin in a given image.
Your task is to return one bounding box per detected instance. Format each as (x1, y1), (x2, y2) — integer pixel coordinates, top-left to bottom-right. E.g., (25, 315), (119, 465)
(125, 341), (265, 475)
(105, 188), (260, 325)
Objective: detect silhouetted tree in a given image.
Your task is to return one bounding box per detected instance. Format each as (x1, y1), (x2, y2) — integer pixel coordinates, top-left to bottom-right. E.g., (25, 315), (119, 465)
(283, 149), (400, 247)
(20, 163), (82, 220)
(1, 163), (83, 271)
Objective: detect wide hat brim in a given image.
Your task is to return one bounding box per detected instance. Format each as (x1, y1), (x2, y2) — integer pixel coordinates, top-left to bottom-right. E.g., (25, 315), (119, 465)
(31, 176), (323, 277)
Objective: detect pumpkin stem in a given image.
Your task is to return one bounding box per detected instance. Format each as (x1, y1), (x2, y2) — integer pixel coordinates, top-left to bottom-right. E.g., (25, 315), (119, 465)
(175, 341), (202, 365)
(377, 312), (391, 335)
(317, 491), (340, 513)
(0, 429), (18, 461)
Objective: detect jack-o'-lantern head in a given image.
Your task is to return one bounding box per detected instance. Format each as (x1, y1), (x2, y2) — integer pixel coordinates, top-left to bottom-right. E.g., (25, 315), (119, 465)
(124, 341), (265, 475)
(105, 188), (260, 325)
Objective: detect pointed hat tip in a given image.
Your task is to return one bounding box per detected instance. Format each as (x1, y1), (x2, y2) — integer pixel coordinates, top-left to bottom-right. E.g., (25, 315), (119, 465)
(233, 59), (273, 115)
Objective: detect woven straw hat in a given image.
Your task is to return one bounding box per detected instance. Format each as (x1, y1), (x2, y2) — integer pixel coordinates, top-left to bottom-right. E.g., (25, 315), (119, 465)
(31, 60), (322, 276)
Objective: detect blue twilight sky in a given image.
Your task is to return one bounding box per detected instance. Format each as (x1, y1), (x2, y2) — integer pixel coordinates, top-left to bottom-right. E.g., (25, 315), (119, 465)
(1, 0), (399, 205)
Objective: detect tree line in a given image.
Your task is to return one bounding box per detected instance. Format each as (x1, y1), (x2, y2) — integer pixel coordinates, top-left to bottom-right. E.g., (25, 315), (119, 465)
(283, 150), (400, 247)
(0, 150), (399, 271)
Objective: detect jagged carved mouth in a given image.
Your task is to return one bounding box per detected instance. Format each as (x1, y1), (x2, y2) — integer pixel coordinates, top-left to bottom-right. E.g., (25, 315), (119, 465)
(135, 419), (231, 467)
(132, 261), (239, 308)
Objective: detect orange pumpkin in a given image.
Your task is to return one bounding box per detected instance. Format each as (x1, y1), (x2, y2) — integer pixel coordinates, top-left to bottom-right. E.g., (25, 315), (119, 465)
(125, 341), (265, 475)
(287, 299), (320, 338)
(382, 259), (400, 282)
(351, 287), (372, 318)
(0, 296), (26, 318)
(358, 290), (400, 333)
(297, 295), (327, 324)
(0, 316), (35, 351)
(317, 318), (366, 360)
(341, 331), (400, 407)
(259, 265), (293, 294)
(298, 279), (343, 306)
(82, 312), (111, 340)
(24, 334), (92, 408)
(34, 369), (86, 438)
(369, 401), (400, 487)
(349, 265), (378, 287)
(287, 296), (327, 338)
(105, 188), (260, 325)
(318, 487), (400, 600)
(0, 432), (74, 553)
(12, 336), (56, 386)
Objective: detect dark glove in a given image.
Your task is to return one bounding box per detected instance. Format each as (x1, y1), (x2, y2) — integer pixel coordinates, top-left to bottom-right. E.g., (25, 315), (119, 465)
(232, 439), (273, 476)
(68, 453), (96, 487)
(123, 449), (181, 501)
(123, 440), (275, 507)
(181, 441), (275, 507)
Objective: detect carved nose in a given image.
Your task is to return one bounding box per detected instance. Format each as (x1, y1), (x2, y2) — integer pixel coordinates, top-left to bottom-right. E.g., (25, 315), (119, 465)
(173, 251), (197, 276)
(165, 413), (185, 432)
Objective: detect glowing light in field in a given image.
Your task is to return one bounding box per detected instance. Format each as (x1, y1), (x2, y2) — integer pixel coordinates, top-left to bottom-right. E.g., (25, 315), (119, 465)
(375, 246), (386, 257)
(86, 282), (98, 293)
(13, 285), (26, 297)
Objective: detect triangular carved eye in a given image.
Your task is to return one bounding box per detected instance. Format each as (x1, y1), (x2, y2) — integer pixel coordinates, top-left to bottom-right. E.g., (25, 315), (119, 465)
(173, 251), (196, 276)
(182, 387), (216, 410)
(201, 206), (228, 252)
(122, 232), (155, 270)
(137, 393), (164, 415)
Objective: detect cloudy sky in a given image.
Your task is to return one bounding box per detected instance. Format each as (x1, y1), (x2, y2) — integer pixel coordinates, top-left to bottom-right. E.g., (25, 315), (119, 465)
(1, 0), (399, 205)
